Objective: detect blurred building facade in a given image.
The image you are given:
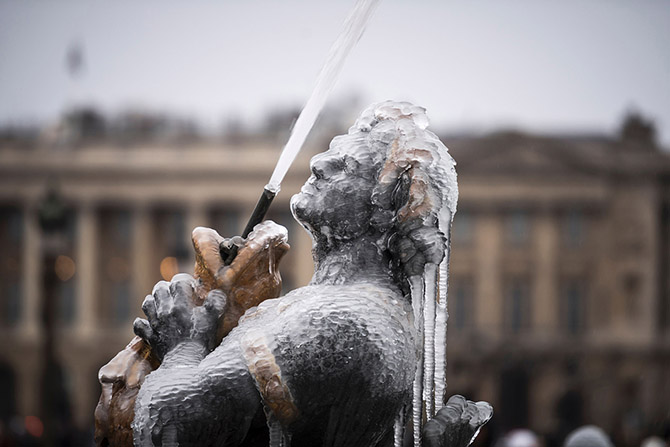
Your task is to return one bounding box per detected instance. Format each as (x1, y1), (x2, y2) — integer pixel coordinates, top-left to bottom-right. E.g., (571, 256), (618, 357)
(445, 122), (670, 447)
(0, 112), (320, 444)
(0, 112), (669, 446)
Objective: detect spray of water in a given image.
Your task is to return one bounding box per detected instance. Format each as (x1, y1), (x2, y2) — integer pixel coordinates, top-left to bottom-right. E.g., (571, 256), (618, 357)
(266, 0), (381, 192)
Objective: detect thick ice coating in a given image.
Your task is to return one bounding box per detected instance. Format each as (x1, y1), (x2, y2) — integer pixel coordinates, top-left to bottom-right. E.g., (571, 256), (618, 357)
(355, 100), (456, 218)
(292, 100), (457, 281)
(294, 100), (458, 444)
(129, 101), (464, 447)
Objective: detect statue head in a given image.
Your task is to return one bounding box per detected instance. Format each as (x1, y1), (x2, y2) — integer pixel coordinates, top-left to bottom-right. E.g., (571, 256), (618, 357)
(291, 101), (458, 290)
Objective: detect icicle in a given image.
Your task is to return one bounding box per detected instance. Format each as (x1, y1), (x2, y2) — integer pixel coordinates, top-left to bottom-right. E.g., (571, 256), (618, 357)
(422, 263), (438, 419)
(268, 415), (290, 447)
(161, 425), (178, 447)
(409, 275), (424, 447)
(434, 211), (453, 411)
(412, 364), (424, 447)
(393, 406), (406, 447)
(434, 258), (449, 410)
(410, 274), (425, 346)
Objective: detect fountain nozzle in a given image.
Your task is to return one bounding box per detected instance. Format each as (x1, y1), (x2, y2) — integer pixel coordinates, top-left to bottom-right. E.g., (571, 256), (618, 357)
(222, 186), (277, 265)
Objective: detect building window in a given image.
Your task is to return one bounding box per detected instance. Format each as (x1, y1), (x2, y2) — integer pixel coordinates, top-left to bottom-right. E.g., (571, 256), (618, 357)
(1, 281), (21, 326)
(450, 278), (473, 331)
(112, 280), (131, 324)
(47, 210), (77, 327)
(504, 279), (531, 334)
(623, 274), (641, 322)
(0, 207), (23, 327)
(112, 210), (132, 246)
(505, 210), (530, 246)
(452, 211), (473, 246)
(5, 209), (23, 243)
(153, 209), (189, 282)
(210, 207), (241, 238)
(99, 208), (133, 326)
(167, 211), (186, 255)
(155, 209), (188, 280)
(562, 279), (586, 334)
(57, 280), (76, 325)
(563, 210), (585, 248)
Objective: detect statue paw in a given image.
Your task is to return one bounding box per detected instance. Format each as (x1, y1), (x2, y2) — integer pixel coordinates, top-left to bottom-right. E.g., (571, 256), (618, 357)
(192, 221), (289, 339)
(134, 273), (226, 361)
(422, 395), (493, 447)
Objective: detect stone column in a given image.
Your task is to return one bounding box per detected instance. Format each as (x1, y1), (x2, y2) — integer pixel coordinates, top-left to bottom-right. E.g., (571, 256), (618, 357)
(20, 203), (41, 341)
(17, 203), (42, 418)
(636, 183), (659, 345)
(533, 211), (558, 340)
(475, 212), (502, 339)
(132, 205), (154, 313)
(75, 204), (97, 338)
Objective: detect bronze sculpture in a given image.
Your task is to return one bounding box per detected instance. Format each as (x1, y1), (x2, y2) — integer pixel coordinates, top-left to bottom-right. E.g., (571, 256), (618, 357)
(95, 101), (492, 447)
(95, 222), (289, 446)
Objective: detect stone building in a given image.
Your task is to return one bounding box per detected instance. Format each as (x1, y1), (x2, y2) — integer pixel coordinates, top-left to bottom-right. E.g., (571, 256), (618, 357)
(445, 126), (670, 446)
(0, 116), (668, 446)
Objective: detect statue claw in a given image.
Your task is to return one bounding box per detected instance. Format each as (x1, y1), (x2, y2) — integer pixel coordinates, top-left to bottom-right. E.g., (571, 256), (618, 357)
(133, 317), (153, 343)
(422, 395), (493, 447)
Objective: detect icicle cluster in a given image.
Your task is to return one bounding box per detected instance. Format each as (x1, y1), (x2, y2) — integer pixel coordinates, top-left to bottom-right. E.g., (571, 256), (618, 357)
(359, 101), (458, 447)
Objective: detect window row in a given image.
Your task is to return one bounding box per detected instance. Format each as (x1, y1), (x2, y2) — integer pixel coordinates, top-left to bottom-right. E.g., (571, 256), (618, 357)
(449, 277), (588, 335)
(451, 209), (589, 248)
(0, 205), (296, 328)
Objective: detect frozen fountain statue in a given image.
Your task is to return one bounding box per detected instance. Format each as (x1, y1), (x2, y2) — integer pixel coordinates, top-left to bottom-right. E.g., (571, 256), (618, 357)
(95, 101), (493, 447)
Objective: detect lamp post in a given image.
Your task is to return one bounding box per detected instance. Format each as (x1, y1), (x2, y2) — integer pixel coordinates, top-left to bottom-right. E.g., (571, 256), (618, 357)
(37, 186), (73, 446)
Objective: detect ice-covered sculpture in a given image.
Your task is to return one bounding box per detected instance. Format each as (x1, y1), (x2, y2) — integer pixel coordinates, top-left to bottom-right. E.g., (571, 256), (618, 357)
(95, 222), (289, 446)
(95, 101), (492, 447)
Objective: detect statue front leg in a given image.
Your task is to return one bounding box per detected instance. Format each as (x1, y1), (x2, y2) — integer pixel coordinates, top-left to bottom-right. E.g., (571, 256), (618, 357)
(94, 222), (289, 446)
(132, 274), (261, 446)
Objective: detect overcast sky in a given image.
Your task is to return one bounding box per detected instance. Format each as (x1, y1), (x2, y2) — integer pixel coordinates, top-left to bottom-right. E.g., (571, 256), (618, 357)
(1, 0), (668, 147)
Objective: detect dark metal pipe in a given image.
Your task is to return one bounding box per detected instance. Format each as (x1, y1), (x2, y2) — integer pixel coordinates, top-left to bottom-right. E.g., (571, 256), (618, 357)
(241, 187), (277, 238)
(222, 187), (277, 265)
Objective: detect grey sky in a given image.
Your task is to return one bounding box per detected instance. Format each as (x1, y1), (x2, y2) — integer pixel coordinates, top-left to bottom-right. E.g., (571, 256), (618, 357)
(1, 0), (669, 147)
